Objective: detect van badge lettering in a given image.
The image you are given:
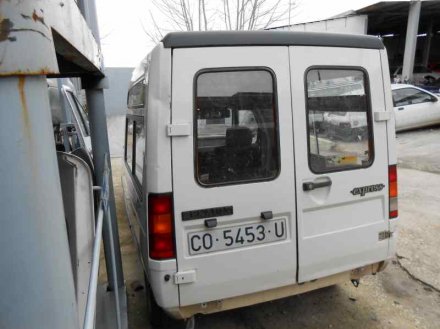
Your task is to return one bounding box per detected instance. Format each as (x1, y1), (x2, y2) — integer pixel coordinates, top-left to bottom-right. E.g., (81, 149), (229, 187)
(182, 206), (233, 221)
(350, 184), (385, 197)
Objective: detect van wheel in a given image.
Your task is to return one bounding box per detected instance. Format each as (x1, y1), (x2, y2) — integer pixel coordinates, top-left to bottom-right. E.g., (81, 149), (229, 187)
(144, 275), (167, 328)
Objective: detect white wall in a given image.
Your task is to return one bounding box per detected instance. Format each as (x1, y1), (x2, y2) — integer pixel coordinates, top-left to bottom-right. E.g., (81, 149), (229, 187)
(104, 67), (134, 116)
(104, 67), (134, 157)
(274, 15), (368, 35)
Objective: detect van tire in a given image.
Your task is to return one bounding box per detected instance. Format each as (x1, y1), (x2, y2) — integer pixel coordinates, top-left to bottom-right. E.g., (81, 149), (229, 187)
(144, 275), (167, 328)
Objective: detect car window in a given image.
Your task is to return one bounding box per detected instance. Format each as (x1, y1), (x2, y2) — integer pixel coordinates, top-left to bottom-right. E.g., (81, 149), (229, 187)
(392, 88), (433, 107)
(66, 91), (90, 136)
(306, 68), (373, 173)
(195, 69), (280, 186)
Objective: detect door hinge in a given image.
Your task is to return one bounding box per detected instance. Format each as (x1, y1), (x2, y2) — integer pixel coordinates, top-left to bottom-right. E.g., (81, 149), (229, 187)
(374, 111), (392, 122)
(174, 270), (196, 284)
(378, 230), (393, 240)
(167, 123), (191, 137)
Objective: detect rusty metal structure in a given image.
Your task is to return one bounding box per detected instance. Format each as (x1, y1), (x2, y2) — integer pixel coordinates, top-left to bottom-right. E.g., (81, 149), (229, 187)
(0, 1), (126, 328)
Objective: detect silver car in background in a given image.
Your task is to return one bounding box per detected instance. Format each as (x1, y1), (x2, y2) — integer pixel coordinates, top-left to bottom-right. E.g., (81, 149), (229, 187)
(391, 84), (440, 132)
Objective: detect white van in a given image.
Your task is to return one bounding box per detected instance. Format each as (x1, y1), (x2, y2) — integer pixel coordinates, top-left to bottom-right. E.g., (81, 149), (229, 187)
(122, 31), (398, 326)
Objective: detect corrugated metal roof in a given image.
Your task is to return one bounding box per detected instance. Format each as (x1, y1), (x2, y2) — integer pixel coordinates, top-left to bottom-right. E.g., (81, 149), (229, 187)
(356, 1), (440, 34)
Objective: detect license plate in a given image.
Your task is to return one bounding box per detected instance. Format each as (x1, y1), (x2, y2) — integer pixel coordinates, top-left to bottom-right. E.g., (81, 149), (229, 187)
(188, 218), (287, 255)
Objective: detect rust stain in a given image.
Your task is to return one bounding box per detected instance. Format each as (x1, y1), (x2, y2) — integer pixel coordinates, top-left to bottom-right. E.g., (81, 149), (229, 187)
(18, 78), (32, 141)
(1, 17), (49, 43)
(31, 9), (46, 27)
(0, 18), (14, 42)
(17, 76), (39, 190)
(18, 77), (31, 140)
(0, 66), (55, 76)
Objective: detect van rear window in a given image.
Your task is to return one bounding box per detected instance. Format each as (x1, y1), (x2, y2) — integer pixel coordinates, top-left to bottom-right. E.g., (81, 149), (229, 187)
(306, 68), (374, 173)
(195, 69), (280, 186)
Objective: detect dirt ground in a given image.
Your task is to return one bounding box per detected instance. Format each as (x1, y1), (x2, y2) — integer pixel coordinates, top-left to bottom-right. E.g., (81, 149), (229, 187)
(108, 126), (440, 329)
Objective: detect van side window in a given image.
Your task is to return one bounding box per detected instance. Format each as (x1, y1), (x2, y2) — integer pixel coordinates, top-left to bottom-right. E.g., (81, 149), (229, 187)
(126, 77), (147, 186)
(127, 81), (145, 109)
(125, 118), (135, 173)
(306, 68), (373, 173)
(124, 116), (145, 185)
(195, 69), (280, 186)
(134, 118), (145, 183)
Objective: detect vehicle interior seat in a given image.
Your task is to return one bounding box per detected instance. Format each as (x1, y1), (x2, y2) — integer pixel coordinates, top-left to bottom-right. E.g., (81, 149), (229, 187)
(224, 126), (255, 178)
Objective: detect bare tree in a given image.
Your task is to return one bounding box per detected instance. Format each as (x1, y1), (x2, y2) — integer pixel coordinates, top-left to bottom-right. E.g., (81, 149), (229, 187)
(144, 0), (299, 43)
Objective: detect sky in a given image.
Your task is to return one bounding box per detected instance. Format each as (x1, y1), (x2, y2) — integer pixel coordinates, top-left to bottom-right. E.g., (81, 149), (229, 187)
(96, 0), (409, 68)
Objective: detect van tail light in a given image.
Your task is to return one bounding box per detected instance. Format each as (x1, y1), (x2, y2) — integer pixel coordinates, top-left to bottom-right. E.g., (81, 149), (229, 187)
(389, 165), (398, 219)
(148, 194), (175, 260)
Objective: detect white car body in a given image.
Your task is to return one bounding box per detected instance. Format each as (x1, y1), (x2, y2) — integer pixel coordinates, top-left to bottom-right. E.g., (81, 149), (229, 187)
(122, 31), (398, 322)
(391, 84), (440, 132)
(324, 111), (367, 128)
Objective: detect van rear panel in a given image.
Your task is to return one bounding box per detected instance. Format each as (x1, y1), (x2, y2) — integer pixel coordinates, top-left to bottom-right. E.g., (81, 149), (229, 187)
(171, 46), (297, 306)
(128, 33), (396, 310)
(290, 46), (390, 282)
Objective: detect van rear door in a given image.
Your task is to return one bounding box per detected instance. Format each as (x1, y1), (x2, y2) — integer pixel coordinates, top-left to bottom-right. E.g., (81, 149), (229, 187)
(171, 46), (296, 306)
(290, 46), (390, 282)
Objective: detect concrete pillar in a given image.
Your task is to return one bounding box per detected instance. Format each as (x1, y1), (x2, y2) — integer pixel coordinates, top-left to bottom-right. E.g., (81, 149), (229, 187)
(422, 20), (433, 68)
(402, 0), (421, 82)
(0, 76), (79, 329)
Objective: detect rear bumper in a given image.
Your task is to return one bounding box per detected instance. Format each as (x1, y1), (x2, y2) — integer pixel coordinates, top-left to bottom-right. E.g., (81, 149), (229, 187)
(165, 261), (386, 319)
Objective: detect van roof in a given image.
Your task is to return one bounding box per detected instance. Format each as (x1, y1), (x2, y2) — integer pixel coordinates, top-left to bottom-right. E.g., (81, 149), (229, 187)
(162, 31), (384, 50)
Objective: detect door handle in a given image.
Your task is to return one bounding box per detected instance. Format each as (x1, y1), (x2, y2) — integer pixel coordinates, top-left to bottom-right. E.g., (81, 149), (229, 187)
(303, 179), (332, 191)
(398, 107), (405, 111)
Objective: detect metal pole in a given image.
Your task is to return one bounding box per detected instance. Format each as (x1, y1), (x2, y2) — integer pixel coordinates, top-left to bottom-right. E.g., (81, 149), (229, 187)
(0, 76), (79, 329)
(85, 82), (124, 289)
(83, 201), (104, 329)
(402, 0), (421, 82)
(79, 0), (124, 289)
(105, 203), (123, 329)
